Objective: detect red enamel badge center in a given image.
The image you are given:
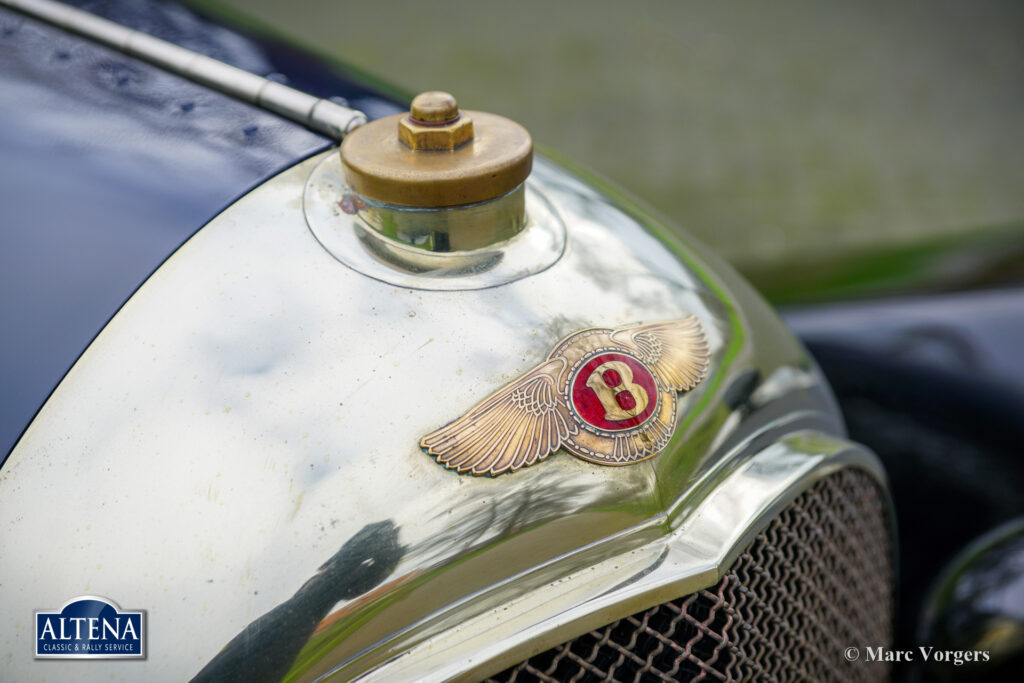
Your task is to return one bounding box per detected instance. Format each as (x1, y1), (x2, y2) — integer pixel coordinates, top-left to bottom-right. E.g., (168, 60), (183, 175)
(570, 352), (659, 431)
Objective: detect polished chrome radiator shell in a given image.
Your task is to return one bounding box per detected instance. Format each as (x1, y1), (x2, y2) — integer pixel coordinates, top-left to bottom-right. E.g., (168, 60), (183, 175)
(489, 468), (892, 683)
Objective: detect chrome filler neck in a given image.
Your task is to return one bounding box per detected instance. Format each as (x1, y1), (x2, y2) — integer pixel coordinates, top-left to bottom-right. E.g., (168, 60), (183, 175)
(0, 0), (367, 139)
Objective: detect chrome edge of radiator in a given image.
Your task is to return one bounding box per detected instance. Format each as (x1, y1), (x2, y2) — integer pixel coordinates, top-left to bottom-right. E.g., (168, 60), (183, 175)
(350, 430), (890, 682)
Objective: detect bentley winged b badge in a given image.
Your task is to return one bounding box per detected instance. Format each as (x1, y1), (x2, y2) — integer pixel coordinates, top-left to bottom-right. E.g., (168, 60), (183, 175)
(421, 317), (711, 476)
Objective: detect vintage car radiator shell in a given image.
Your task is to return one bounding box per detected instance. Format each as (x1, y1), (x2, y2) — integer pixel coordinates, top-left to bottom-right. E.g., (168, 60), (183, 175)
(0, 145), (889, 681)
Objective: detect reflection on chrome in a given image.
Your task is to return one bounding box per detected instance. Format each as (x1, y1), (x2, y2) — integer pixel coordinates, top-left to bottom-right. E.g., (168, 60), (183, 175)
(0, 148), (882, 682)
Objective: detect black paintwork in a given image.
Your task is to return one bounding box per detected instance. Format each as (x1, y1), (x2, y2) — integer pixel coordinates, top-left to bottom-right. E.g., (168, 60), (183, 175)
(918, 520), (1024, 682)
(0, 2), (403, 466)
(62, 0), (406, 121)
(785, 288), (1024, 680)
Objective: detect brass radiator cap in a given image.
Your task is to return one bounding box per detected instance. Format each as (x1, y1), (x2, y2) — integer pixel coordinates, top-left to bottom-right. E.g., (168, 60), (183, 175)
(340, 91), (533, 208)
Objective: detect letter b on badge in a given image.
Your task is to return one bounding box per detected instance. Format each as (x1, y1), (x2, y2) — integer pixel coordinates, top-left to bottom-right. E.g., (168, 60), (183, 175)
(585, 360), (649, 421)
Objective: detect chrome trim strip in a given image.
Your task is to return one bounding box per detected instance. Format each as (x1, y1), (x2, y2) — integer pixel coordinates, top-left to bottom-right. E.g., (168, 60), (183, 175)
(1, 0), (367, 138)
(349, 431), (889, 682)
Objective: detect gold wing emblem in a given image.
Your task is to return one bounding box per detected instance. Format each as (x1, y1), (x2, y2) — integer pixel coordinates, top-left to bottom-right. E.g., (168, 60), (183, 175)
(611, 316), (710, 392)
(422, 317), (711, 475)
(420, 358), (578, 476)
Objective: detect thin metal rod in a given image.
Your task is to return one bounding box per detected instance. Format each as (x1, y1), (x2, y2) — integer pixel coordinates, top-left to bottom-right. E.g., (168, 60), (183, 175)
(1, 0), (367, 139)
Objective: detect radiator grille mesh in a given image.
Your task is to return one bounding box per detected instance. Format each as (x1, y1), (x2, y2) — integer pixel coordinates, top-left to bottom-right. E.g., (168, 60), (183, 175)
(487, 468), (892, 683)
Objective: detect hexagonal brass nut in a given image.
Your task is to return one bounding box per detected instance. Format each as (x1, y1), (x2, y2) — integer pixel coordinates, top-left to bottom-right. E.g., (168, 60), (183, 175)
(398, 114), (474, 151)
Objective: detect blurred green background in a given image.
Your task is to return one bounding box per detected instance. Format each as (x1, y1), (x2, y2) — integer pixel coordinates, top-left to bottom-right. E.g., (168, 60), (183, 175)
(205, 0), (1024, 300)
